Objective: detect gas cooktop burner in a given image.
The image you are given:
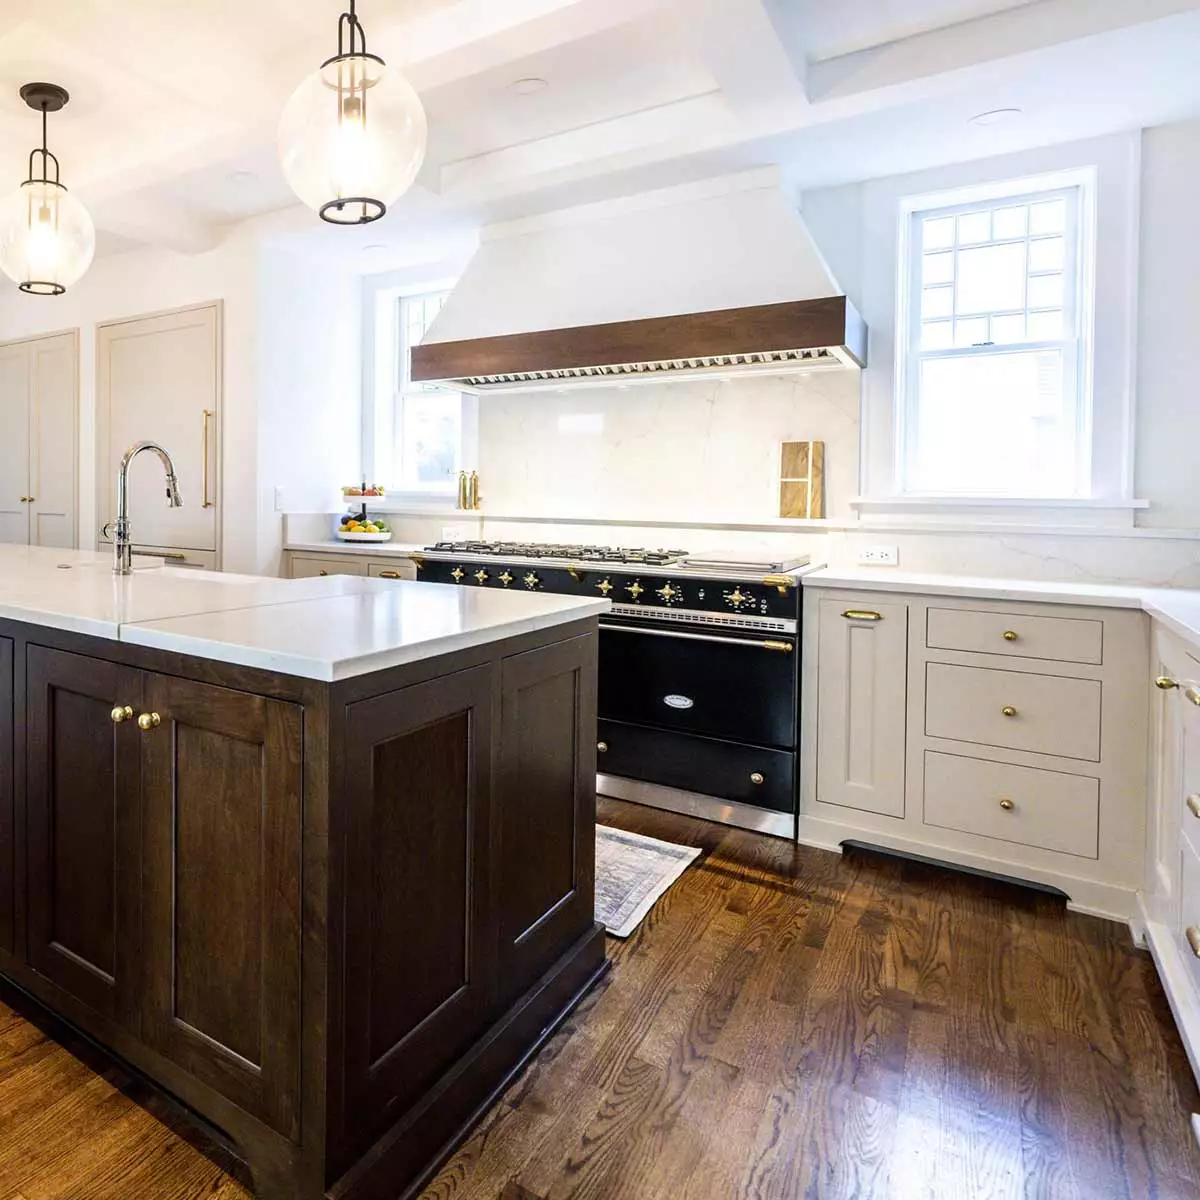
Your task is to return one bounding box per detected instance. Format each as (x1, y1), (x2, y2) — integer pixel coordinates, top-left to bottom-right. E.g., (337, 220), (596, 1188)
(425, 540), (688, 566)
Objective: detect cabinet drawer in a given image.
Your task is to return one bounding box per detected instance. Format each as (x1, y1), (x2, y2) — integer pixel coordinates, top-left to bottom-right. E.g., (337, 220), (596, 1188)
(1178, 835), (1200, 995)
(367, 560), (417, 581)
(925, 662), (1101, 761)
(289, 554), (367, 579)
(923, 751), (1099, 858)
(926, 607), (1102, 665)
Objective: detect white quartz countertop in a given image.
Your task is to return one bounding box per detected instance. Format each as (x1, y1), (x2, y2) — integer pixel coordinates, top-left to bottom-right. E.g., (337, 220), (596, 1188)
(805, 565), (1200, 652)
(0, 545), (609, 681)
(286, 540), (426, 558)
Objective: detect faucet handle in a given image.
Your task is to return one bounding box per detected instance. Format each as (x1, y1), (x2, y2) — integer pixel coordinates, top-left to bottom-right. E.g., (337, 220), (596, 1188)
(99, 522), (115, 544)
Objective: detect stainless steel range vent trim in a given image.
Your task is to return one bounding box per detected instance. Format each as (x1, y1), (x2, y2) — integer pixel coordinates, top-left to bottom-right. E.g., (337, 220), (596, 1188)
(449, 347), (849, 393)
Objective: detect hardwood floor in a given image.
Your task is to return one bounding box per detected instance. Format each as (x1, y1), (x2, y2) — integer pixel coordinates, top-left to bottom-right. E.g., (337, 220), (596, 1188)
(3, 797), (1200, 1198)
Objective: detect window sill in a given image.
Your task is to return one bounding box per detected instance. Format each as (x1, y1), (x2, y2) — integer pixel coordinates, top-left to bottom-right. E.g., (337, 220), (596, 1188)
(850, 496), (1149, 529)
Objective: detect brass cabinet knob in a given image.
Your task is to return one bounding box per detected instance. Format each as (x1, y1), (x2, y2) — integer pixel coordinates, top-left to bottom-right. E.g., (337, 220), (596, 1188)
(998, 798), (1015, 812)
(1001, 706), (1018, 717)
(1187, 795), (1200, 820)
(1003, 630), (1019, 642)
(318, 570), (329, 577)
(1187, 927), (1200, 959)
(1156, 676), (1179, 690)
(137, 712), (162, 732)
(750, 772), (765, 785)
(111, 705), (133, 724)
(597, 741), (608, 753)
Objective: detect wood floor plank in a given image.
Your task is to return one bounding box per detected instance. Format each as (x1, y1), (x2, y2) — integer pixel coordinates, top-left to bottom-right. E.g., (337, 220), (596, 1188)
(2, 798), (1199, 1200)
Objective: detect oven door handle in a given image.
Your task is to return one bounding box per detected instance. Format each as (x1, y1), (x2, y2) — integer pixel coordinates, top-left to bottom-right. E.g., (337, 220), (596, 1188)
(600, 622), (794, 653)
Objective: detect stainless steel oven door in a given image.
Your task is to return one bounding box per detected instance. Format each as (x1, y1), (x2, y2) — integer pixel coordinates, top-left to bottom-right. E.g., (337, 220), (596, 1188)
(598, 621), (797, 750)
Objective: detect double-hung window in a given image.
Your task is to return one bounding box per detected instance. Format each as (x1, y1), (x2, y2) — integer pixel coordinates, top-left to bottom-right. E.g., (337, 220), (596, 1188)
(899, 177), (1093, 498)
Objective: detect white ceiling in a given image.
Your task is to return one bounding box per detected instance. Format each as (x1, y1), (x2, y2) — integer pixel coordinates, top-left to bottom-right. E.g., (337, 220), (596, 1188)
(0, 0), (1197, 263)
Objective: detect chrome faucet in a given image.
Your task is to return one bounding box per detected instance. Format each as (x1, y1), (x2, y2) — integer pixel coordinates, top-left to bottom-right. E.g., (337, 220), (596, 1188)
(112, 441), (183, 575)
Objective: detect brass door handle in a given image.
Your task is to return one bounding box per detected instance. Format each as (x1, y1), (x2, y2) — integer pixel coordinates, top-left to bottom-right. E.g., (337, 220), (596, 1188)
(998, 798), (1015, 811)
(750, 772), (765, 785)
(202, 409), (215, 509)
(111, 705), (133, 724)
(1003, 630), (1019, 642)
(842, 610), (882, 621)
(597, 741), (608, 753)
(378, 570), (402, 579)
(1156, 676), (1180, 690)
(1187, 927), (1200, 959)
(1187, 795), (1200, 820)
(137, 712), (162, 732)
(1002, 706), (1018, 717)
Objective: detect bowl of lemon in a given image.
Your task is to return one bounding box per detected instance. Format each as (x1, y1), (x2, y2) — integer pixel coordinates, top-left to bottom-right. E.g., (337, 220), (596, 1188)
(336, 513), (393, 543)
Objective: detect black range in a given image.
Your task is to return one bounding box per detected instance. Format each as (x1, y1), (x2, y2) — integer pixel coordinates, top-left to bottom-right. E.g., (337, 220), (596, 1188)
(415, 541), (807, 838)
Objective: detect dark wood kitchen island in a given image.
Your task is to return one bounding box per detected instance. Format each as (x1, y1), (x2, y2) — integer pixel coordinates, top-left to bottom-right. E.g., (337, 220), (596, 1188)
(0, 547), (608, 1200)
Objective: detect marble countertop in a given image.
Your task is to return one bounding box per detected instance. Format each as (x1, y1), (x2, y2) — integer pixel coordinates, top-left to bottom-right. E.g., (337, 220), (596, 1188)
(0, 545), (609, 681)
(805, 565), (1200, 651)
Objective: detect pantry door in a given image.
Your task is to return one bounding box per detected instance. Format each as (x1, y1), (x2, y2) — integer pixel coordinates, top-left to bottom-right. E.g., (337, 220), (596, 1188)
(96, 303), (221, 558)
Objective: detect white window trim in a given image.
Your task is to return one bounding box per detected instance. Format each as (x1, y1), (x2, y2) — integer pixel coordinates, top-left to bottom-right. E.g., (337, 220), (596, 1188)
(852, 132), (1145, 527)
(360, 268), (476, 509)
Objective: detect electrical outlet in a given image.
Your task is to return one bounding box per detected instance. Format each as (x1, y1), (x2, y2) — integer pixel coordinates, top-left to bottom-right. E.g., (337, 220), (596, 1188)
(857, 545), (899, 566)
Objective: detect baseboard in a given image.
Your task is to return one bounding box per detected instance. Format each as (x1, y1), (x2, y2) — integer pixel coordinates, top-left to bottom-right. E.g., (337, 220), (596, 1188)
(794, 813), (1138, 925)
(1143, 915), (1200, 1087)
(328, 922), (609, 1200)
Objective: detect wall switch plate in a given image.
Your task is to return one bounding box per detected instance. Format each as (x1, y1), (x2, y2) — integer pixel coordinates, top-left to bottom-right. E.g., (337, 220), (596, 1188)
(273, 486), (286, 512)
(857, 545), (899, 566)
(441, 523), (471, 541)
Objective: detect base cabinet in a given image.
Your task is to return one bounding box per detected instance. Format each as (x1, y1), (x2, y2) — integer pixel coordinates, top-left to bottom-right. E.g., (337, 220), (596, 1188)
(25, 646), (141, 1025)
(0, 636), (12, 954)
(140, 674), (303, 1140)
(0, 616), (603, 1200)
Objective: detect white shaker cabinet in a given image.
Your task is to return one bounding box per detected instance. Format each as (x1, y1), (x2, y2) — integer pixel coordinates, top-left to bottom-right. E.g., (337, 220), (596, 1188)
(0, 331), (78, 549)
(96, 303), (221, 561)
(814, 598), (909, 818)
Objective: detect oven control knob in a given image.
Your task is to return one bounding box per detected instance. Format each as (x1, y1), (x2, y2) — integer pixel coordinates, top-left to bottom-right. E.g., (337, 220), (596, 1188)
(451, 566), (465, 582)
(625, 581), (645, 601)
(596, 578), (614, 596)
(655, 582), (683, 605)
(523, 572), (540, 590)
(499, 571), (514, 587)
(724, 587), (755, 611)
(474, 569), (489, 585)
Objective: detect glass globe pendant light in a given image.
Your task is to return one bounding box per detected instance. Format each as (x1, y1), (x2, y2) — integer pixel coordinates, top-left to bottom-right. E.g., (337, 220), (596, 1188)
(0, 83), (95, 295)
(278, 0), (428, 225)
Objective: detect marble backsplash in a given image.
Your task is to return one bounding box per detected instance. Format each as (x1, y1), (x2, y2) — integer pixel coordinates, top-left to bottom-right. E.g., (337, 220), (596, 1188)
(473, 369), (861, 524)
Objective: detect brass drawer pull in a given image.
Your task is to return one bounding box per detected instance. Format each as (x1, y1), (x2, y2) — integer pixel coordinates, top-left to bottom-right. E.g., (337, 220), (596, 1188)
(111, 705), (133, 724)
(1187, 795), (1200, 820)
(1003, 630), (1018, 642)
(1187, 687), (1200, 708)
(378, 570), (402, 579)
(137, 712), (162, 732)
(841, 610), (882, 622)
(1156, 676), (1179, 690)
(998, 798), (1015, 812)
(1187, 927), (1200, 959)
(750, 772), (765, 785)
(1002, 706), (1018, 718)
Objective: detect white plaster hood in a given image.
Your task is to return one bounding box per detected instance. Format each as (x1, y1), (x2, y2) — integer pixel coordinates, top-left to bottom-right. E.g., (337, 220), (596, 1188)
(410, 168), (866, 392)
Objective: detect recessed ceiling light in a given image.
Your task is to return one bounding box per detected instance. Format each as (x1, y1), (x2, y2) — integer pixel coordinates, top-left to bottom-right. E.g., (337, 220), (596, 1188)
(509, 77), (549, 96)
(970, 107), (1023, 127)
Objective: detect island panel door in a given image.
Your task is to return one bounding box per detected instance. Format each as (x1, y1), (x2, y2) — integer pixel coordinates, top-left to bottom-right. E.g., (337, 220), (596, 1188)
(495, 633), (597, 1004)
(340, 664), (493, 1151)
(25, 646), (142, 1024)
(139, 673), (302, 1141)
(0, 636), (12, 955)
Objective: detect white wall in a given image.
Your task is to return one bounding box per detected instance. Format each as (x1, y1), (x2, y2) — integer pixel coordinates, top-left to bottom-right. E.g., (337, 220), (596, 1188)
(1136, 120), (1200, 529)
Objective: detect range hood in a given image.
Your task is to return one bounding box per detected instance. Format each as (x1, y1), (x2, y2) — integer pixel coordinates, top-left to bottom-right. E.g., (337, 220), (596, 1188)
(410, 169), (866, 392)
